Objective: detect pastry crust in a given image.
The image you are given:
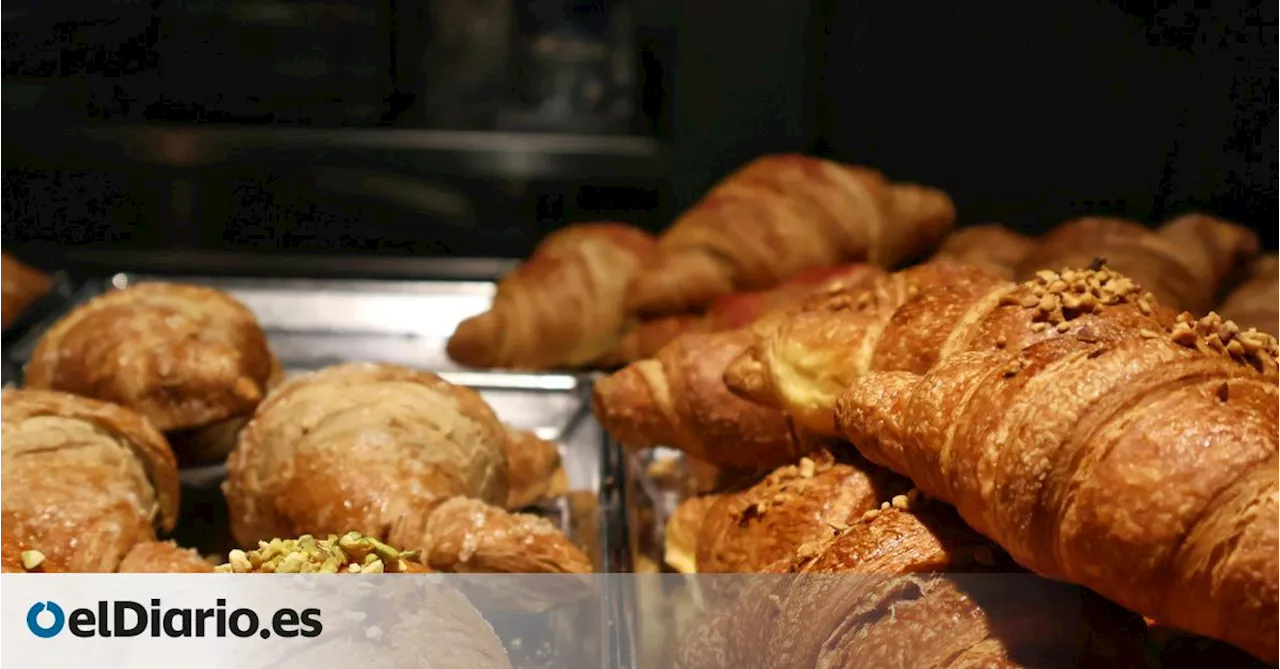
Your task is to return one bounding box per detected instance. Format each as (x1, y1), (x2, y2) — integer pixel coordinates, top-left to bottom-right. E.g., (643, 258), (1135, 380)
(593, 329), (812, 471)
(725, 263), (1174, 438)
(627, 155), (953, 315)
(503, 426), (565, 510)
(421, 496), (591, 574)
(695, 451), (910, 573)
(835, 316), (1279, 661)
(932, 224), (1035, 279)
(1, 389), (179, 572)
(447, 222), (658, 370)
(679, 500), (1145, 669)
(1218, 254), (1278, 337)
(1, 252), (52, 330)
(1017, 214), (1258, 314)
(24, 282), (277, 435)
(224, 362), (510, 548)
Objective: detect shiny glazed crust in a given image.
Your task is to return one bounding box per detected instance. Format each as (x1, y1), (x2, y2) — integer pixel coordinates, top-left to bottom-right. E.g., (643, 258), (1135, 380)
(835, 317), (1279, 661)
(1, 389), (179, 572)
(421, 497), (591, 574)
(1016, 214), (1258, 314)
(627, 155), (954, 315)
(593, 329), (813, 471)
(694, 451), (911, 572)
(224, 362), (510, 548)
(24, 282), (277, 433)
(725, 263), (1175, 438)
(446, 222), (658, 370)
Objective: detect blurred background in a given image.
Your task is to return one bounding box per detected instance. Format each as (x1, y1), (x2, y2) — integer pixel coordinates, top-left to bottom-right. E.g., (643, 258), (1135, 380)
(3, 0), (1276, 273)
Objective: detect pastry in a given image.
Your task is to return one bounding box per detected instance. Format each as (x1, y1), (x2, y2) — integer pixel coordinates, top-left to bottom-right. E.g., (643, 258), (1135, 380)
(694, 450), (909, 573)
(1, 252), (52, 330)
(1, 389), (179, 572)
(1218, 254), (1278, 337)
(835, 312), (1279, 661)
(447, 223), (658, 369)
(23, 282), (280, 463)
(932, 224), (1035, 279)
(725, 263), (1173, 437)
(627, 155), (954, 315)
(1016, 214), (1258, 314)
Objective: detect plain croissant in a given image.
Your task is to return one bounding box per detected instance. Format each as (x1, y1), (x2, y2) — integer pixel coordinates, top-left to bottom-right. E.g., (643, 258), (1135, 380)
(626, 154), (954, 315)
(447, 222), (658, 370)
(834, 313), (1279, 661)
(600, 263), (885, 366)
(726, 262), (1176, 438)
(931, 224), (1036, 279)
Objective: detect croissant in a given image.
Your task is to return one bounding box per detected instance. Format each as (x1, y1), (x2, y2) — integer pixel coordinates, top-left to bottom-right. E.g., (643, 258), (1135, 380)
(694, 450), (909, 573)
(594, 329), (813, 471)
(678, 498), (1147, 669)
(224, 362), (589, 574)
(423, 497), (591, 574)
(601, 263), (885, 365)
(447, 223), (658, 370)
(726, 263), (1175, 438)
(1, 389), (179, 573)
(24, 282), (280, 463)
(504, 427), (567, 510)
(626, 155), (954, 315)
(1218, 254), (1278, 337)
(834, 313), (1279, 661)
(1, 252), (52, 330)
(1016, 214), (1259, 314)
(931, 224), (1036, 279)
(664, 494), (720, 574)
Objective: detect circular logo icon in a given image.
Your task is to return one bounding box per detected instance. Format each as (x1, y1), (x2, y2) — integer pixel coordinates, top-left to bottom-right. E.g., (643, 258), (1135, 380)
(27, 601), (65, 638)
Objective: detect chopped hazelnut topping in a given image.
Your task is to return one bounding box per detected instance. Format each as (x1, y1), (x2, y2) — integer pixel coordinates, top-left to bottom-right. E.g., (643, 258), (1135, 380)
(798, 457), (816, 479)
(890, 494), (910, 510)
(21, 550), (45, 571)
(214, 532), (420, 574)
(1015, 266), (1148, 329)
(1169, 312), (1279, 374)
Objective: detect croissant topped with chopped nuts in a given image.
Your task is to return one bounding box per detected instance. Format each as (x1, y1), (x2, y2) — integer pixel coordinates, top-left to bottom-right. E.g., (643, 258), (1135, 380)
(725, 263), (1176, 439)
(1016, 214), (1259, 314)
(24, 282), (281, 463)
(1, 389), (179, 573)
(835, 312), (1279, 661)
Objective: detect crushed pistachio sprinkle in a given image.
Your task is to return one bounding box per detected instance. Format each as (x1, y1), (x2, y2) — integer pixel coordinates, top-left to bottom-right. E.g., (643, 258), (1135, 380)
(215, 532), (420, 574)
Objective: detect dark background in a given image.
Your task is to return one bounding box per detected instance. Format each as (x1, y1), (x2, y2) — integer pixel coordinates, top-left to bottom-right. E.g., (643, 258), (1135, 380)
(3, 0), (1276, 272)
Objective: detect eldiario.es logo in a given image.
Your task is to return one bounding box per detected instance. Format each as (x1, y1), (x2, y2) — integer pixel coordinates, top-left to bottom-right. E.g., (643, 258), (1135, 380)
(26, 599), (322, 639)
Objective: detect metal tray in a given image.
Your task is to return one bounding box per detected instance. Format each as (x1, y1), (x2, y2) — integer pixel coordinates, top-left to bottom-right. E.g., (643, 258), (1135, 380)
(3, 272), (636, 668)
